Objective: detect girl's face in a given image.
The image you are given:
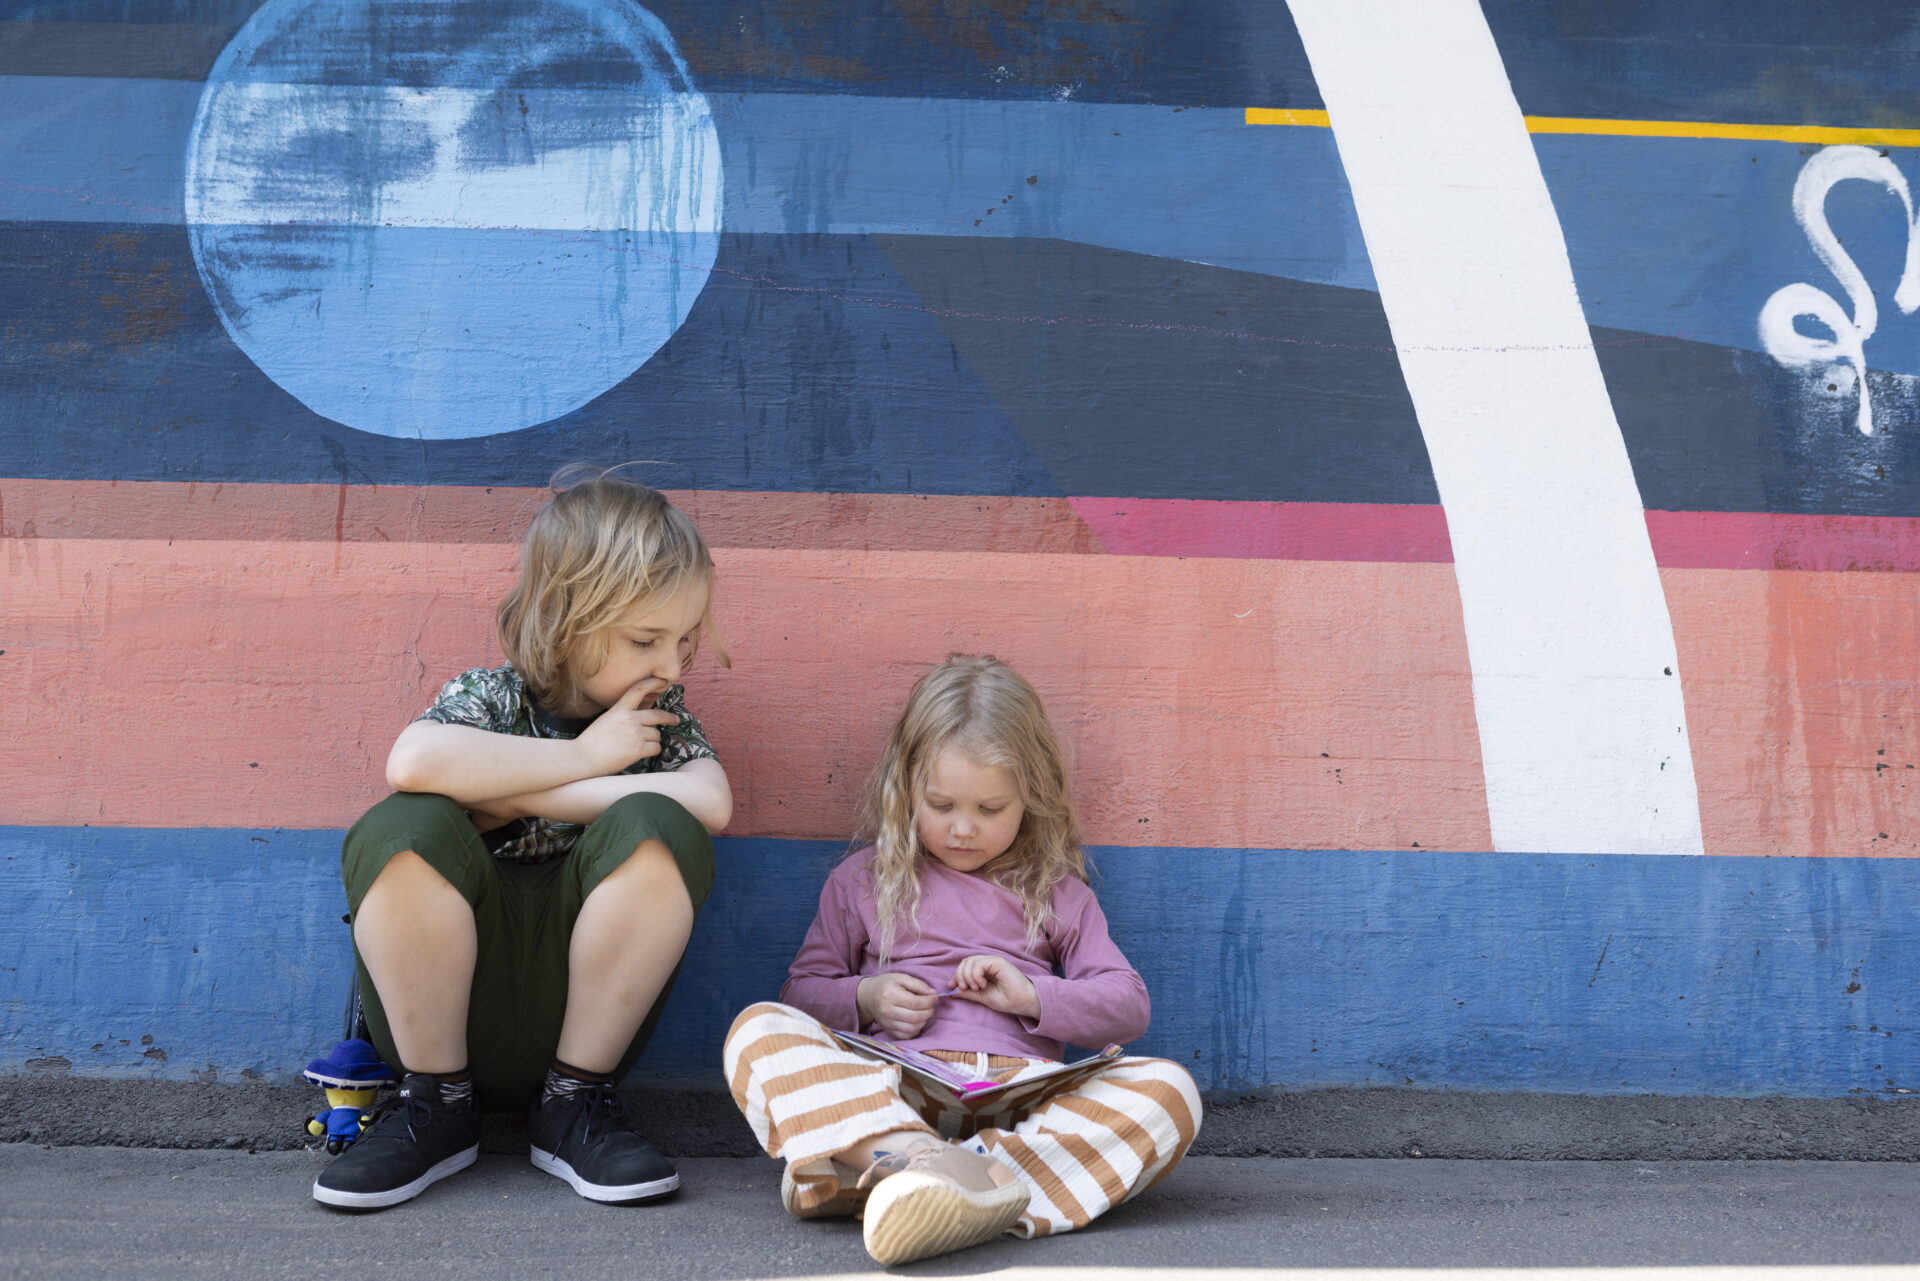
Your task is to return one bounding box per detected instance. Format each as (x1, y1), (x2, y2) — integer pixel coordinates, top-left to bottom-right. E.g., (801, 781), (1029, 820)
(916, 747), (1026, 874)
(563, 581), (709, 716)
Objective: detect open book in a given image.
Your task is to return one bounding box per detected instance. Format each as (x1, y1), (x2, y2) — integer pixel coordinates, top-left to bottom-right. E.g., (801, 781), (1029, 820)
(830, 1028), (1125, 1105)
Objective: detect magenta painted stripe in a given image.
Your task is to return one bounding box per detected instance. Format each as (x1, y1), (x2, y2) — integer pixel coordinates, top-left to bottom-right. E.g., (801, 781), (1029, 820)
(1645, 509), (1920, 573)
(1067, 496), (1456, 562)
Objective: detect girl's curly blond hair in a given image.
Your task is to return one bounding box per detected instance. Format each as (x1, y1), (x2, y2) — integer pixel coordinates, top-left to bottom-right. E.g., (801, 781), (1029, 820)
(857, 655), (1085, 966)
(497, 463), (727, 710)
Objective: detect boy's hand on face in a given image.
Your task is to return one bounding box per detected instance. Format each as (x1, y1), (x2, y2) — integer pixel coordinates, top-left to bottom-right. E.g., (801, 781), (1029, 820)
(948, 954), (1041, 1021)
(575, 680), (683, 775)
(857, 972), (938, 1040)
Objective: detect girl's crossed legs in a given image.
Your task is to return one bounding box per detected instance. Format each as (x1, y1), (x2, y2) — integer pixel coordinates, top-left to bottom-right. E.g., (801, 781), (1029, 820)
(723, 1002), (1202, 1239)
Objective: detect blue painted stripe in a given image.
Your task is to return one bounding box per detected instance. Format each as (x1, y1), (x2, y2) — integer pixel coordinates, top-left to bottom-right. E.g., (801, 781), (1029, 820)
(16, 74), (1920, 386)
(1540, 133), (1920, 379)
(6, 825), (1916, 1096)
(0, 78), (1371, 290)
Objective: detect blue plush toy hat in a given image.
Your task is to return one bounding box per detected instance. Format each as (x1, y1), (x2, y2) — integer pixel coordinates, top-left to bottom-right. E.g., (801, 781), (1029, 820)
(302, 1038), (395, 1089)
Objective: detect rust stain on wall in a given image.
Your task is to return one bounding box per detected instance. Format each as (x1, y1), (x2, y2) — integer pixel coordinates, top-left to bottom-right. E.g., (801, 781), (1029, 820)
(90, 231), (189, 348)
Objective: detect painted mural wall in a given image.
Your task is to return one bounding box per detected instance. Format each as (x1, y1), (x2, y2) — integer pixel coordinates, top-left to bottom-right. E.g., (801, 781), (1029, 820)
(4, 0), (1918, 1096)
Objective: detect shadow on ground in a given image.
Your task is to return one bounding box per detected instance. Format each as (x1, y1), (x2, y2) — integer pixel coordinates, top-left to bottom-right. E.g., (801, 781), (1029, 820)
(6, 1076), (1920, 1161)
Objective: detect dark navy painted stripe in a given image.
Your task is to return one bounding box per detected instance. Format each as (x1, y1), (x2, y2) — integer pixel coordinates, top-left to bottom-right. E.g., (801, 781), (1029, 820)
(1599, 328), (1920, 517)
(1, 3), (1325, 108)
(22, 1), (1920, 131)
(874, 235), (1436, 506)
(6, 825), (1917, 1096)
(0, 19), (239, 81)
(1485, 0), (1920, 129)
(0, 224), (1058, 495)
(10, 220), (1920, 515)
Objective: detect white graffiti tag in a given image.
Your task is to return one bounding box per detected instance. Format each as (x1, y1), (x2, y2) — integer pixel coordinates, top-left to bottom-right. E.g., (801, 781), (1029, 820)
(1761, 145), (1920, 435)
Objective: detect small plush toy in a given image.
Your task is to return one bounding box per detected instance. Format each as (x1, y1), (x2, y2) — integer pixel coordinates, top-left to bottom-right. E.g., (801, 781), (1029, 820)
(303, 1038), (395, 1155)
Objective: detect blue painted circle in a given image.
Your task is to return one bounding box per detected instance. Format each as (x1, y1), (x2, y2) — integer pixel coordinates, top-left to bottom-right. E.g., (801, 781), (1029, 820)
(185, 0), (722, 440)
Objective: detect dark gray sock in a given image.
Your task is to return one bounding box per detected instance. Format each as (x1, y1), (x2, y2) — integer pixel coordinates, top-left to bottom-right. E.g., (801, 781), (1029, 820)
(426, 1069), (473, 1107)
(541, 1058), (612, 1106)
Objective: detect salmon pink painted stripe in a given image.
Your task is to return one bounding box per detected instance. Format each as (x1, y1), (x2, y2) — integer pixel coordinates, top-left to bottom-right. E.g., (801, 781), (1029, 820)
(0, 538), (1491, 851)
(8, 534), (1919, 856)
(1664, 565), (1920, 859)
(1073, 497), (1920, 574)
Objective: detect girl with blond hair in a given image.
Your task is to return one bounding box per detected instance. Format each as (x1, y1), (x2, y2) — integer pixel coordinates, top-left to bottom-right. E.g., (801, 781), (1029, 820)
(724, 655), (1201, 1265)
(318, 465), (730, 1211)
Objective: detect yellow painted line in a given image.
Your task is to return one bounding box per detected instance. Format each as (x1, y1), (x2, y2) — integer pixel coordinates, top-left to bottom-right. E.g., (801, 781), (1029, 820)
(1527, 115), (1920, 146)
(1245, 106), (1330, 128)
(1245, 105), (1920, 148)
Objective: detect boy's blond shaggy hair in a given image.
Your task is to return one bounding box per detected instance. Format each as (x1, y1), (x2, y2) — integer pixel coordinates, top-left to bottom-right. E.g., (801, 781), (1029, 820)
(857, 654), (1085, 966)
(497, 464), (726, 710)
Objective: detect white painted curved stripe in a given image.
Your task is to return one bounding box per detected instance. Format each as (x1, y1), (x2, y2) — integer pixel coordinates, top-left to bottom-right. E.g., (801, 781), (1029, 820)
(1284, 0), (1704, 854)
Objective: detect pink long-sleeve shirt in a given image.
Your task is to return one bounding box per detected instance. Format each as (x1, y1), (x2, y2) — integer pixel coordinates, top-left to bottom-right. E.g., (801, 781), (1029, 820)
(779, 847), (1151, 1062)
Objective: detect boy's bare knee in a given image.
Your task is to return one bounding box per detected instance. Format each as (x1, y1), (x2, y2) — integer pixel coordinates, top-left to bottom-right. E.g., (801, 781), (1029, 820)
(359, 852), (470, 932)
(605, 837), (682, 889)
(369, 848), (451, 891)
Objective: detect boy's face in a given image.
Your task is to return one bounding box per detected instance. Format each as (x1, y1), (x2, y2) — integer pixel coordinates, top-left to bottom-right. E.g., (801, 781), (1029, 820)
(565, 582), (709, 715)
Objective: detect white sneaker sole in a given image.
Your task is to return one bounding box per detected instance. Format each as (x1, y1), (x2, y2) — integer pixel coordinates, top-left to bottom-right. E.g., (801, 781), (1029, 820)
(862, 1170), (1030, 1265)
(311, 1144), (478, 1209)
(530, 1146), (680, 1204)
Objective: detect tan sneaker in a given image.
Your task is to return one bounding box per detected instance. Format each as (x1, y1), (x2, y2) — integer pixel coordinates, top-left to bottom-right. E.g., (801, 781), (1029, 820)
(859, 1142), (1030, 1265)
(779, 1159), (868, 1219)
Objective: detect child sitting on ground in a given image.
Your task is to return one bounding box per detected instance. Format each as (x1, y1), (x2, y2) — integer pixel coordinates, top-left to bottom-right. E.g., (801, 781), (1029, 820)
(724, 655), (1201, 1264)
(317, 466), (731, 1211)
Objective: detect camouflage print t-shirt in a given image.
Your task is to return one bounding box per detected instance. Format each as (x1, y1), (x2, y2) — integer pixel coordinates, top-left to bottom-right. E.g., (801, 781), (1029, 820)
(417, 664), (718, 863)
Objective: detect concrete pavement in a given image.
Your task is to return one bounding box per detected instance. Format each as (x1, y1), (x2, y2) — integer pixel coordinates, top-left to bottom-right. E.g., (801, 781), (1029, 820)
(5, 1145), (1920, 1279)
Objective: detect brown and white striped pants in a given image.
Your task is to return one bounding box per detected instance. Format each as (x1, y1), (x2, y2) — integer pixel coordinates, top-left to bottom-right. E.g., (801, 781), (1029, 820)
(723, 1001), (1202, 1238)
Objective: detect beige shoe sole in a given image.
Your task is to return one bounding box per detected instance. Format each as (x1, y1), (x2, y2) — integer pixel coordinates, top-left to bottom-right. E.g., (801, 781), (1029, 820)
(861, 1170), (1030, 1265)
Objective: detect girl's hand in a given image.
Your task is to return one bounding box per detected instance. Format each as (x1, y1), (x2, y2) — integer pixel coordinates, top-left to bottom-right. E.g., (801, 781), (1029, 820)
(856, 973), (938, 1040)
(948, 954), (1041, 1021)
(575, 680), (683, 775)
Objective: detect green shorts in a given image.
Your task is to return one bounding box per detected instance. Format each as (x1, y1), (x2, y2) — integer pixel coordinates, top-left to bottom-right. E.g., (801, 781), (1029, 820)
(341, 790), (715, 1111)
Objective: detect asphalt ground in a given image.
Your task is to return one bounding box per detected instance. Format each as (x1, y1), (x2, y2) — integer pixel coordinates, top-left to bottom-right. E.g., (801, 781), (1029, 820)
(5, 1146), (1920, 1280)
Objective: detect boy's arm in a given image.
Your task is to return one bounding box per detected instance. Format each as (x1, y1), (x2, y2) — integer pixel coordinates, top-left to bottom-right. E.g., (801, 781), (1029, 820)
(386, 721), (598, 803)
(477, 756), (733, 835)
(387, 683), (680, 803)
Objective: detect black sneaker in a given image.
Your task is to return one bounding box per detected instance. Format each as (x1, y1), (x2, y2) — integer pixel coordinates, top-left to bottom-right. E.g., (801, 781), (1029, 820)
(312, 1074), (481, 1210)
(528, 1083), (679, 1203)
